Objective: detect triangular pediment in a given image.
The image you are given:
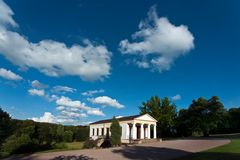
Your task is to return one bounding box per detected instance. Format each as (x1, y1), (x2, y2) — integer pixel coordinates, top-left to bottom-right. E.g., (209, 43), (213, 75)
(134, 114), (157, 122)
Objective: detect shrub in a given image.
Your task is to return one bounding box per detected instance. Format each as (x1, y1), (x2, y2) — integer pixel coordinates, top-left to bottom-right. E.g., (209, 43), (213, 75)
(110, 117), (122, 146)
(2, 134), (38, 154)
(83, 139), (97, 149)
(100, 139), (112, 148)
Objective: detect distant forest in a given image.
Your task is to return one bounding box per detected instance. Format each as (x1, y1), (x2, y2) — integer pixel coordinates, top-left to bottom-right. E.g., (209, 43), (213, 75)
(0, 108), (89, 155)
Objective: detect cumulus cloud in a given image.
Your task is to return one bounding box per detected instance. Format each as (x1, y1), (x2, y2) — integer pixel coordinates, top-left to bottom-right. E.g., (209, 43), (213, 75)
(56, 106), (65, 111)
(0, 0), (111, 81)
(119, 6), (194, 72)
(172, 94), (181, 101)
(31, 80), (48, 89)
(32, 112), (57, 123)
(88, 96), (124, 109)
(31, 112), (77, 124)
(61, 110), (87, 118)
(0, 68), (22, 81)
(52, 85), (77, 94)
(28, 89), (45, 97)
(0, 0), (17, 27)
(56, 96), (105, 116)
(81, 89), (104, 96)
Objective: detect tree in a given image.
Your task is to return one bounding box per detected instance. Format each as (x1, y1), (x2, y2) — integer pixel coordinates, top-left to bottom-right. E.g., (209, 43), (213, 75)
(175, 109), (192, 136)
(74, 126), (89, 141)
(139, 96), (177, 137)
(0, 107), (12, 145)
(110, 117), (122, 146)
(63, 131), (73, 142)
(228, 108), (240, 132)
(188, 96), (225, 136)
(56, 125), (65, 142)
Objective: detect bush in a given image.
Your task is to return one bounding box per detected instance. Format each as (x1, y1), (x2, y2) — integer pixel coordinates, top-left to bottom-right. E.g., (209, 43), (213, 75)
(2, 134), (38, 154)
(83, 139), (97, 149)
(100, 139), (112, 148)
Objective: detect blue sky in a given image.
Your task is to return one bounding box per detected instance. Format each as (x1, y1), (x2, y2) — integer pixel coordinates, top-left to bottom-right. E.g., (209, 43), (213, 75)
(0, 0), (240, 125)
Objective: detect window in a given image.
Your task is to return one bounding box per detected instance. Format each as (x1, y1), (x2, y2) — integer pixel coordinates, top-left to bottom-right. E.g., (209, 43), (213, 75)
(101, 128), (104, 135)
(106, 127), (110, 138)
(97, 128), (99, 136)
(92, 128), (95, 136)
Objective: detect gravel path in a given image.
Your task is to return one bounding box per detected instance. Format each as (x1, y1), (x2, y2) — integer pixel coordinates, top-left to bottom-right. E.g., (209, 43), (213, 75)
(3, 138), (230, 160)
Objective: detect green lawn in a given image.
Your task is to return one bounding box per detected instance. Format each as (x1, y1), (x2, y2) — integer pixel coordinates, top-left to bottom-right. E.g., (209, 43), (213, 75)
(175, 133), (240, 160)
(39, 141), (84, 153)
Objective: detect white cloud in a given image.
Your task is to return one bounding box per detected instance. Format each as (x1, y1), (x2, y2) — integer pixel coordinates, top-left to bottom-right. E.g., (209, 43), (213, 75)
(172, 94), (181, 101)
(52, 85), (76, 94)
(31, 80), (48, 89)
(32, 112), (56, 123)
(119, 6), (194, 72)
(31, 112), (77, 124)
(56, 96), (105, 116)
(0, 0), (17, 27)
(86, 108), (105, 116)
(61, 110), (87, 118)
(0, 68), (22, 81)
(56, 106), (65, 111)
(81, 89), (104, 96)
(0, 0), (111, 81)
(28, 89), (45, 97)
(88, 96), (124, 109)
(47, 94), (59, 102)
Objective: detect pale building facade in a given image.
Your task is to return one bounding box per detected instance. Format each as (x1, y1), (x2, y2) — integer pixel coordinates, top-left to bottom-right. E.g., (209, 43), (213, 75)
(89, 114), (157, 143)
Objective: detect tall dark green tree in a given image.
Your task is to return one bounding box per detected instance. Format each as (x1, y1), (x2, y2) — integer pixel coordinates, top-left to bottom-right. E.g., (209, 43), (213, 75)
(188, 96), (225, 136)
(0, 107), (12, 145)
(175, 109), (192, 136)
(139, 96), (177, 137)
(110, 117), (122, 146)
(228, 107), (240, 132)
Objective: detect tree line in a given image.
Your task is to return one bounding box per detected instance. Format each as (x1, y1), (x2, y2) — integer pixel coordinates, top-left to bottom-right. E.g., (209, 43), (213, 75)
(0, 108), (89, 155)
(139, 96), (240, 137)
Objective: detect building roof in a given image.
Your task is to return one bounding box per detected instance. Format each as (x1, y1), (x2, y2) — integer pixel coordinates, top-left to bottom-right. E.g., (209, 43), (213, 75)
(90, 114), (140, 125)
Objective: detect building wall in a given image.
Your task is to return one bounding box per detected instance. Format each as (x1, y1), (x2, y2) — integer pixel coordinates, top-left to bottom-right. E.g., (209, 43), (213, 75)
(89, 120), (132, 140)
(89, 115), (157, 143)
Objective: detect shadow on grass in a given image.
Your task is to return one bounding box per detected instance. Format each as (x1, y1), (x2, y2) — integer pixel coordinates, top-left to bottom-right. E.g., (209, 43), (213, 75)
(51, 155), (95, 160)
(174, 152), (240, 160)
(2, 154), (96, 160)
(210, 133), (240, 139)
(112, 146), (191, 160)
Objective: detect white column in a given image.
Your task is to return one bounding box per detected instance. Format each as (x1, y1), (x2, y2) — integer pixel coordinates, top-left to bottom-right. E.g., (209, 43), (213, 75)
(148, 124), (151, 139)
(132, 123), (136, 140)
(140, 124), (144, 139)
(154, 124), (157, 139)
(89, 126), (92, 137)
(144, 127), (147, 138)
(126, 124), (129, 140)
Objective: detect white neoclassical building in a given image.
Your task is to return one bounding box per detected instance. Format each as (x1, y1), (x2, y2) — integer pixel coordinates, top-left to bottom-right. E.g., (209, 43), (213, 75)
(89, 114), (157, 143)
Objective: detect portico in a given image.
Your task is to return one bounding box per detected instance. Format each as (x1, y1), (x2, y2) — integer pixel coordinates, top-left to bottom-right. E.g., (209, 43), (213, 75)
(89, 114), (157, 143)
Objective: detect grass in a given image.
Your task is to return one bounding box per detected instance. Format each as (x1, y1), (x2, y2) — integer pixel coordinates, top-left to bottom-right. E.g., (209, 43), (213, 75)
(175, 133), (240, 160)
(39, 141), (84, 153)
(0, 142), (85, 158)
(64, 141), (84, 150)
